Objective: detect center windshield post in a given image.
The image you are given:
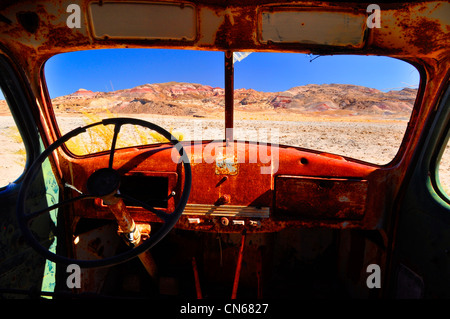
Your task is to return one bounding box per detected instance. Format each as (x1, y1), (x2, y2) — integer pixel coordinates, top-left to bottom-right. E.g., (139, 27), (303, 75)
(225, 50), (234, 144)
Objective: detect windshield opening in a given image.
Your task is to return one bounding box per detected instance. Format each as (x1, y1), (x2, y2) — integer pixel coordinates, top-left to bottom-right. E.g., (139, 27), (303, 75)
(44, 49), (419, 165)
(232, 53), (419, 165)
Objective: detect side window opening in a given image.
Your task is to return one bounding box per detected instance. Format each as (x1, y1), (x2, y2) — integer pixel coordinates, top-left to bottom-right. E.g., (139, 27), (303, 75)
(0, 88), (27, 188)
(437, 129), (450, 201)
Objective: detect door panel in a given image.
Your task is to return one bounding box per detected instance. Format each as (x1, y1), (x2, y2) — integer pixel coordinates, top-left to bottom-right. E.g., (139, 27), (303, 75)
(388, 86), (450, 298)
(0, 55), (60, 298)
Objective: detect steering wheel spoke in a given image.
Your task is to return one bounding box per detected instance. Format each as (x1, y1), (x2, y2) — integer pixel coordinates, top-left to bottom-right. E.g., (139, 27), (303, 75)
(108, 122), (122, 169)
(24, 194), (95, 222)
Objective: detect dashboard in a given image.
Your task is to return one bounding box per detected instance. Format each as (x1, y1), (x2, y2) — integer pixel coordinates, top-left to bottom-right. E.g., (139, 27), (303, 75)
(61, 140), (378, 233)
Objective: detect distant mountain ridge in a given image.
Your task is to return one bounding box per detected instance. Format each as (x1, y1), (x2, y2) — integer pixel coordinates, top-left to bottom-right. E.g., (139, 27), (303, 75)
(51, 82), (417, 116)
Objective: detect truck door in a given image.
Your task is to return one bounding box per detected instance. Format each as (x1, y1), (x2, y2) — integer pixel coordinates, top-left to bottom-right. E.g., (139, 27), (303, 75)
(388, 85), (450, 298)
(0, 54), (60, 298)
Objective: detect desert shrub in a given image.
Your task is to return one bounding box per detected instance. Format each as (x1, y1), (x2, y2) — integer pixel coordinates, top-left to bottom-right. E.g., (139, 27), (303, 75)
(65, 111), (184, 155)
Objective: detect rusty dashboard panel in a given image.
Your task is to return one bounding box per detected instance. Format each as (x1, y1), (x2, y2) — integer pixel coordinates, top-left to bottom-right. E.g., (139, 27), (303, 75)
(275, 175), (368, 220)
(62, 141), (378, 233)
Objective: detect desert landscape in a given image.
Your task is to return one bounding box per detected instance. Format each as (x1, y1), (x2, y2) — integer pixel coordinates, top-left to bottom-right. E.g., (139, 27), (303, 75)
(0, 82), (448, 194)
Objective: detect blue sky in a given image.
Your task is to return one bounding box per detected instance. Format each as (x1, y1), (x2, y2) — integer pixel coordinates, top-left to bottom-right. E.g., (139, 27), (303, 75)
(6, 48), (422, 99)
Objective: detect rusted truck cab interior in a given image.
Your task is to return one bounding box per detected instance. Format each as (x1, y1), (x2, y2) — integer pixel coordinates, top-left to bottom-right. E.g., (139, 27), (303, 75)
(0, 0), (449, 301)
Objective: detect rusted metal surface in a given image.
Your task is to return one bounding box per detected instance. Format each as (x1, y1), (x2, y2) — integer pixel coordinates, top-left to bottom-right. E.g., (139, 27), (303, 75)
(57, 139), (381, 233)
(225, 50), (234, 143)
(0, 2), (447, 56)
(107, 199), (140, 244)
(0, 0), (448, 235)
(231, 229), (246, 299)
(0, 0), (448, 301)
(215, 152), (238, 175)
(192, 257), (202, 299)
(275, 176), (368, 220)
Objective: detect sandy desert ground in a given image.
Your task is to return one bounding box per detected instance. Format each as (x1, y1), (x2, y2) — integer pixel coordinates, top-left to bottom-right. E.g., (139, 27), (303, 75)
(0, 113), (448, 196)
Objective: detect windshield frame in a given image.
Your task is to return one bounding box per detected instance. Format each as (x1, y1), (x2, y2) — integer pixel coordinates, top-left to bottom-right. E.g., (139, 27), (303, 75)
(40, 48), (425, 168)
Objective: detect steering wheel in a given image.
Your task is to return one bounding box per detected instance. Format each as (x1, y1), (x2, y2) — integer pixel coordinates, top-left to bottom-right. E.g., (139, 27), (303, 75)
(16, 117), (191, 268)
